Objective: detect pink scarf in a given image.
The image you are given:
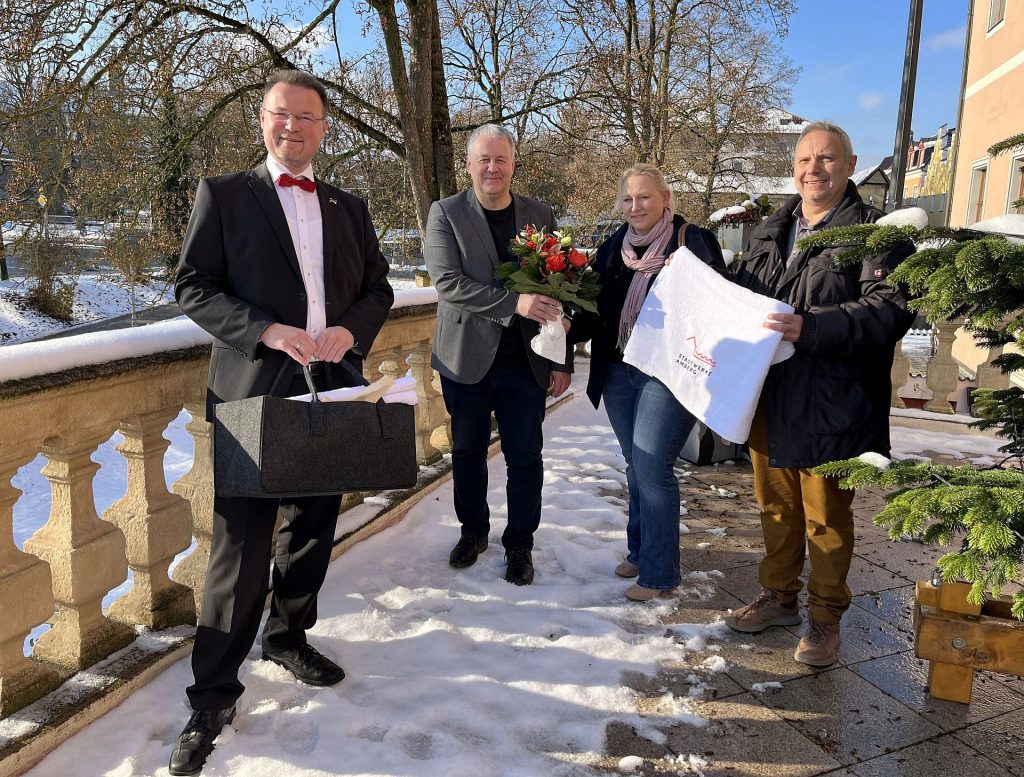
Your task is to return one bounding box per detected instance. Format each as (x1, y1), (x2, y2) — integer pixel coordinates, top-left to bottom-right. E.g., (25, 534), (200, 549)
(618, 208), (674, 350)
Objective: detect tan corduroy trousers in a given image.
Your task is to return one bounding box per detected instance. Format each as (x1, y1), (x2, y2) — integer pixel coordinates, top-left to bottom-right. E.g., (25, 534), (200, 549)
(746, 408), (856, 624)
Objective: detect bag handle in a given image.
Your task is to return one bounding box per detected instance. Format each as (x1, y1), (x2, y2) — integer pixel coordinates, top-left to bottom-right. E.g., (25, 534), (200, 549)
(268, 354), (371, 399)
(302, 365), (321, 403)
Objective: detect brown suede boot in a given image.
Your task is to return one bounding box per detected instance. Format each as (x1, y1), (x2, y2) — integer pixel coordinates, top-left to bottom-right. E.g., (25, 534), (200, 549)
(725, 589), (801, 633)
(794, 619), (841, 667)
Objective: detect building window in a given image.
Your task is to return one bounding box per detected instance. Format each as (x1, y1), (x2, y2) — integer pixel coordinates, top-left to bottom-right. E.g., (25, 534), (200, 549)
(1009, 156), (1024, 214)
(989, 0), (1006, 30)
(968, 164), (988, 223)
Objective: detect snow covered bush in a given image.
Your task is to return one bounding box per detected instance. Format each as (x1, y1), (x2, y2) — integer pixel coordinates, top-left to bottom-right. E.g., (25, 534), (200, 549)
(22, 234), (79, 321)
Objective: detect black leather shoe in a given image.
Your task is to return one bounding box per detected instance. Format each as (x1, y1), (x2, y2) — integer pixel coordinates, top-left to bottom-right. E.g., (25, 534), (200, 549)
(449, 535), (488, 568)
(262, 643), (345, 687)
(505, 548), (534, 585)
(168, 706), (236, 776)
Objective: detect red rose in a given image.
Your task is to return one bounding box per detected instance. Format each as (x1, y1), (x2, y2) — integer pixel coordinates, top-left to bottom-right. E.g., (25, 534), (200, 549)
(546, 253), (566, 273)
(542, 236), (560, 253)
(526, 241), (536, 250)
(567, 248), (588, 268)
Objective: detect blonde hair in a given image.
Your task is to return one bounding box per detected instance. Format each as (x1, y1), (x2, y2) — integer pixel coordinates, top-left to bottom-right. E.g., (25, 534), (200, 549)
(618, 163), (673, 208)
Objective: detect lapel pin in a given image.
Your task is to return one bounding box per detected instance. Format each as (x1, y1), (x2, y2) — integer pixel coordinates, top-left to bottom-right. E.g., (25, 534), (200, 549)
(329, 197), (338, 205)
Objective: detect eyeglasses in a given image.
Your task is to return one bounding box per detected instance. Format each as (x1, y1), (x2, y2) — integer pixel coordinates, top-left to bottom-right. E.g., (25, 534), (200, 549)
(263, 109), (325, 127)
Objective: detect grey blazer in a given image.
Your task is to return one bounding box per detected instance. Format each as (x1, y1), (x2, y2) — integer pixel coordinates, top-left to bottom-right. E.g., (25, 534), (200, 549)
(424, 188), (568, 386)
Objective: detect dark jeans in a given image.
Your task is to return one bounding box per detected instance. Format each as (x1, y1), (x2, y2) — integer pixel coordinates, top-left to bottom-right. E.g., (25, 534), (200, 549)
(440, 354), (547, 551)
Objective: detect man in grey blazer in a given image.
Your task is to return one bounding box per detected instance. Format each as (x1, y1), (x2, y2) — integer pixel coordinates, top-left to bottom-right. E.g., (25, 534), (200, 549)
(424, 124), (571, 585)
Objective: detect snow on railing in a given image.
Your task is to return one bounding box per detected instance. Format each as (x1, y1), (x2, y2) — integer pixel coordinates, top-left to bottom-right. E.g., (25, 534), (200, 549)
(0, 287), (438, 383)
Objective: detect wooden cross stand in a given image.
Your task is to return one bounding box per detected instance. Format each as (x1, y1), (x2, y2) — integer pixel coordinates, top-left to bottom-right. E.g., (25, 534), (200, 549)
(915, 580), (1024, 703)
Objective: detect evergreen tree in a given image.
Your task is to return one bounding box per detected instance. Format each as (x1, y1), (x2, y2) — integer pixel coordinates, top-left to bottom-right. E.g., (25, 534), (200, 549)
(804, 134), (1024, 618)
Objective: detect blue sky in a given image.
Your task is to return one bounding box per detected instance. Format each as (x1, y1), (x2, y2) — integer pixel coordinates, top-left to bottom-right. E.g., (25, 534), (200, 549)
(783, 0), (970, 167)
(329, 0), (969, 170)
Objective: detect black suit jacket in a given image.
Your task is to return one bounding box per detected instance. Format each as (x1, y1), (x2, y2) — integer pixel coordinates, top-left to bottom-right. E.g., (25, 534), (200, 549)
(175, 163), (394, 419)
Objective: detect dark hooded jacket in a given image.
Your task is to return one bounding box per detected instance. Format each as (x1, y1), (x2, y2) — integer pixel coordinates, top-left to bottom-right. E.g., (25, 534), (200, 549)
(733, 181), (915, 468)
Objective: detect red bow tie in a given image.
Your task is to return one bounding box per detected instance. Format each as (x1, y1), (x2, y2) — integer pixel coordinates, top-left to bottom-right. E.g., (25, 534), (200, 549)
(277, 173), (316, 193)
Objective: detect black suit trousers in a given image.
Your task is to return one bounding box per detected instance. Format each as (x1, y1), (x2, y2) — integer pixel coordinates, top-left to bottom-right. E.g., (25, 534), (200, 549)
(186, 490), (342, 711)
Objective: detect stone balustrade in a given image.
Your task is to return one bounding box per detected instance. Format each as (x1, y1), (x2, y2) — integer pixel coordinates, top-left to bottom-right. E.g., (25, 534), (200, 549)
(892, 319), (1012, 414)
(0, 303), (446, 718)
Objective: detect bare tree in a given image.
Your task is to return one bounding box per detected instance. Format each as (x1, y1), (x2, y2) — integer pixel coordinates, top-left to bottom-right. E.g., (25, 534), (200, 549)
(563, 0), (795, 167)
(670, 4), (798, 219)
(440, 0), (588, 136)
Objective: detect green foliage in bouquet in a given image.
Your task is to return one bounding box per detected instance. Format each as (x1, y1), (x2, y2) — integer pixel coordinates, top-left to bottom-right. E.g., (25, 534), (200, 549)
(496, 225), (601, 315)
(807, 133), (1024, 617)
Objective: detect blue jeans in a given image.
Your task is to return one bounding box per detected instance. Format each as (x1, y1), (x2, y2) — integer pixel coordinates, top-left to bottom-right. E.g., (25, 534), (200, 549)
(602, 363), (695, 589)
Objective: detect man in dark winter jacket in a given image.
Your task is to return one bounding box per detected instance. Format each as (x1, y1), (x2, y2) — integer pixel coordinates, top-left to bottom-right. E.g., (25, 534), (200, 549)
(726, 121), (914, 667)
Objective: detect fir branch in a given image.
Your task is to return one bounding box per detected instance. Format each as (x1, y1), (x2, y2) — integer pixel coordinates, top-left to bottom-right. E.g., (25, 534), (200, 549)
(989, 133), (1024, 157)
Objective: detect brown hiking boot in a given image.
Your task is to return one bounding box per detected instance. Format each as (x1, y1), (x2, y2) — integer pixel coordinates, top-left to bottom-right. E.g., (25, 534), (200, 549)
(794, 619), (841, 667)
(725, 589), (801, 633)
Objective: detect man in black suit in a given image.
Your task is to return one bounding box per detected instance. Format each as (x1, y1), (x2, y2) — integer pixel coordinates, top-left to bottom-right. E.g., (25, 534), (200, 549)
(170, 69), (393, 775)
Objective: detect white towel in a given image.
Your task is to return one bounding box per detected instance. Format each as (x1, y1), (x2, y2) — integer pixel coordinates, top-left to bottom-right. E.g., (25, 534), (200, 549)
(622, 247), (794, 443)
(289, 374), (418, 405)
(380, 389), (418, 405)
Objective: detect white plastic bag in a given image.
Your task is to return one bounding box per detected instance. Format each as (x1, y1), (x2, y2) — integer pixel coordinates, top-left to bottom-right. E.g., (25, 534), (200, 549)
(530, 310), (567, 364)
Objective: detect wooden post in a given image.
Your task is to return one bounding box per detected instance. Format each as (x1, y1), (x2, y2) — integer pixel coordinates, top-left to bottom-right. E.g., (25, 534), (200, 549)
(921, 581), (982, 703)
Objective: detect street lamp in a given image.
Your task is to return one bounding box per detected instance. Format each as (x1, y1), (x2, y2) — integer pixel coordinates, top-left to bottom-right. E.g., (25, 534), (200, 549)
(889, 0), (924, 211)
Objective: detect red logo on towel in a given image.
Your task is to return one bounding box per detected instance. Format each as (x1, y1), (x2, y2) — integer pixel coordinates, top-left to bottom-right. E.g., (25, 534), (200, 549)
(687, 337), (717, 368)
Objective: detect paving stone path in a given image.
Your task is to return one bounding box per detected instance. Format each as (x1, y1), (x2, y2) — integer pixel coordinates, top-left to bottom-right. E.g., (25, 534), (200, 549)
(597, 460), (1024, 777)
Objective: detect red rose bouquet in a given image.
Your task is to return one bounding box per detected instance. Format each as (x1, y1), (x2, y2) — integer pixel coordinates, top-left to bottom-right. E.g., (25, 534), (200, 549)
(497, 225), (600, 313)
(495, 224), (601, 362)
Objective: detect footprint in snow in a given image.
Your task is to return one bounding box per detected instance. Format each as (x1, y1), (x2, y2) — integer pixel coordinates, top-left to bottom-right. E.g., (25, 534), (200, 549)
(274, 716), (320, 755)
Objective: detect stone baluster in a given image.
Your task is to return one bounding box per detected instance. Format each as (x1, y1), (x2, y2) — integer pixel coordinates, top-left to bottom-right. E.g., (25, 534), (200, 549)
(430, 368), (453, 455)
(976, 344), (1011, 391)
(890, 338), (911, 407)
(406, 340), (445, 465)
(23, 430), (134, 673)
(170, 403), (215, 616)
(924, 320), (960, 414)
(105, 409), (196, 629)
(0, 451), (60, 715)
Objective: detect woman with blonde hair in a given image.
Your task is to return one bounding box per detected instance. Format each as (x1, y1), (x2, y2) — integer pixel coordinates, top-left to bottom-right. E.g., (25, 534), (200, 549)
(570, 163), (726, 600)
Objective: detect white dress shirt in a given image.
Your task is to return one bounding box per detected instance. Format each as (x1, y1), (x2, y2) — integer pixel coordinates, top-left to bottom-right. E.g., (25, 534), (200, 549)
(265, 155), (326, 341)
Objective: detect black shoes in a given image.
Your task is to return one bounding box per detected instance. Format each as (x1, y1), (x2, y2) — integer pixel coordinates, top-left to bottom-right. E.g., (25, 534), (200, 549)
(449, 535), (488, 568)
(262, 643), (345, 687)
(168, 706), (236, 776)
(505, 548), (534, 585)
(449, 536), (534, 584)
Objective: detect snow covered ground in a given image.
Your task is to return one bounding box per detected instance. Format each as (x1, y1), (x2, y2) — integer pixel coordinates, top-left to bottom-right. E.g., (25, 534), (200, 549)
(17, 381), (714, 777)
(10, 370), (1007, 777)
(0, 273), (177, 344)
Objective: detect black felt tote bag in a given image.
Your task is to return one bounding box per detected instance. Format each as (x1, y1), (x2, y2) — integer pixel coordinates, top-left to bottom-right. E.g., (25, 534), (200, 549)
(213, 362), (418, 498)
